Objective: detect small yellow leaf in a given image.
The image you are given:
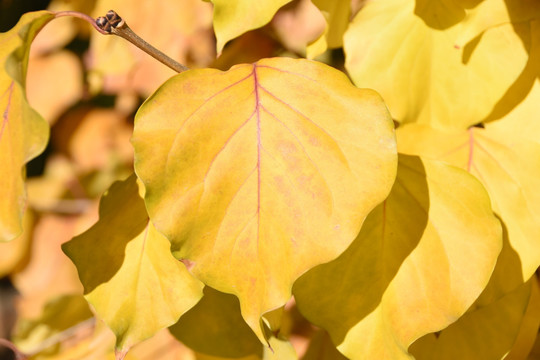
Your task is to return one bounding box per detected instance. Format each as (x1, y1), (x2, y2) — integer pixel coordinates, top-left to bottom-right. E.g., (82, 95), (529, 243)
(344, 0), (529, 129)
(132, 57), (397, 341)
(62, 174), (204, 353)
(293, 154), (502, 359)
(0, 11), (53, 241)
(210, 0), (293, 53)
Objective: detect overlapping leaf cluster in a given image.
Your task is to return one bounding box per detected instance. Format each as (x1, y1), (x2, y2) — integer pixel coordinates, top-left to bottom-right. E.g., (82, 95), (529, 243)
(1, 0), (539, 359)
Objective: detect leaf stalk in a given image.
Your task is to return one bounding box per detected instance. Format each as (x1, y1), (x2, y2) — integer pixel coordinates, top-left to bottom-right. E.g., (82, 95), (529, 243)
(55, 10), (189, 73)
(96, 10), (189, 73)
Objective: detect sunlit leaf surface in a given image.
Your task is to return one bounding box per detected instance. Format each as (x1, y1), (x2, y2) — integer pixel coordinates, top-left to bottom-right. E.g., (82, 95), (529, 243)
(344, 0), (529, 129)
(0, 11), (52, 241)
(397, 123), (540, 290)
(210, 0), (293, 53)
(132, 57), (397, 340)
(293, 154), (502, 359)
(62, 175), (204, 354)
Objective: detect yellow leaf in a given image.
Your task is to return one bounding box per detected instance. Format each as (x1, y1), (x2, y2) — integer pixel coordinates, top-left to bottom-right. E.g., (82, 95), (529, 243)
(0, 11), (53, 241)
(306, 0), (350, 59)
(292, 154), (502, 359)
(0, 208), (33, 277)
(397, 123), (540, 291)
(210, 0), (293, 53)
(343, 0), (529, 129)
(132, 57), (397, 341)
(409, 279), (534, 360)
(62, 174), (204, 354)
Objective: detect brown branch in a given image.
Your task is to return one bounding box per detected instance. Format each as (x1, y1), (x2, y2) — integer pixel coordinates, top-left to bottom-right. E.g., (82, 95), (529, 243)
(54, 10), (188, 73)
(95, 10), (189, 73)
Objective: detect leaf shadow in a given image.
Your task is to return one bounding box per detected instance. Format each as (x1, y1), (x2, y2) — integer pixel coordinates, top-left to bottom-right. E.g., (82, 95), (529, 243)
(471, 215), (524, 308)
(408, 218), (525, 359)
(414, 0), (483, 30)
(462, 2), (540, 124)
(292, 154), (428, 346)
(168, 286), (264, 358)
(62, 175), (148, 294)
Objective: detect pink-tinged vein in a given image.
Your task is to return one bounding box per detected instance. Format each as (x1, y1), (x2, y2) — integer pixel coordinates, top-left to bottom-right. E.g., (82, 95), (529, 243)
(253, 65), (262, 251)
(261, 104), (335, 213)
(203, 109), (257, 183)
(134, 221), (151, 298)
(257, 83), (350, 169)
(225, 211), (258, 268)
(0, 81), (15, 144)
(165, 73), (252, 169)
(210, 165), (257, 260)
(439, 140), (469, 160)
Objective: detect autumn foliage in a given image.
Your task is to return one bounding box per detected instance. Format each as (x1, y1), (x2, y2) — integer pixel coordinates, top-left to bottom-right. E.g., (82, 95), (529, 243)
(1, 0), (540, 359)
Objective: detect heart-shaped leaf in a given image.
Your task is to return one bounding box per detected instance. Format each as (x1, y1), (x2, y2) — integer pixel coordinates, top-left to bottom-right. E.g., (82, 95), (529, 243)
(0, 11), (53, 241)
(132, 57), (397, 340)
(62, 175), (204, 355)
(397, 123), (540, 293)
(293, 154), (502, 359)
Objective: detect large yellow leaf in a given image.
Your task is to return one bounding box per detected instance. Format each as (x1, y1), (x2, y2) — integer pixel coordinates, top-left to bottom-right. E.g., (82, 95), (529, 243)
(210, 0), (293, 53)
(292, 154), (502, 359)
(132, 57), (397, 340)
(397, 123), (540, 291)
(62, 174), (204, 355)
(343, 0), (528, 130)
(306, 0), (350, 59)
(0, 11), (52, 241)
(409, 279), (534, 360)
